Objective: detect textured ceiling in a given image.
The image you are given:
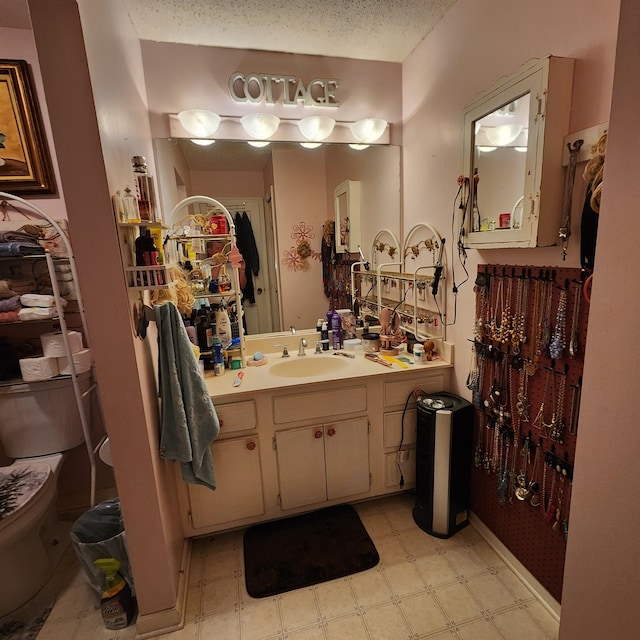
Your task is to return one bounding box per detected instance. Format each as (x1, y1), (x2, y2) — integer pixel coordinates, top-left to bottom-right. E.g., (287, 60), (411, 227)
(121, 0), (457, 63)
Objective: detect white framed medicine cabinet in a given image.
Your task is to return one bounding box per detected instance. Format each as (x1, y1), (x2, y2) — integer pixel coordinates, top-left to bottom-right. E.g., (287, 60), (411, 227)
(462, 55), (574, 249)
(334, 179), (361, 253)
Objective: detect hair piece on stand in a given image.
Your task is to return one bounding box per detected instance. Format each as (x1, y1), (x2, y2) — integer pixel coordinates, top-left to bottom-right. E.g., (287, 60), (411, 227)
(583, 132), (607, 213)
(150, 265), (195, 316)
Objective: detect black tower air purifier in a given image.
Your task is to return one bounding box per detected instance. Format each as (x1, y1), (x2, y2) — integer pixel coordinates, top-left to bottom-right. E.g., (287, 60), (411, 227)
(413, 392), (474, 538)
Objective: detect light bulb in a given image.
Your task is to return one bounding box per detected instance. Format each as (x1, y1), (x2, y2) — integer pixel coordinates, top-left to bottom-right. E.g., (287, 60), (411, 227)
(247, 140), (270, 148)
(300, 142), (322, 149)
(240, 113), (280, 139)
(191, 139), (216, 146)
(350, 118), (387, 143)
(298, 116), (336, 141)
(177, 109), (220, 137)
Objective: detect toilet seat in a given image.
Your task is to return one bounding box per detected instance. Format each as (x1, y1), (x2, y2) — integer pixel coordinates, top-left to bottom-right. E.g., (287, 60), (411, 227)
(0, 455), (61, 533)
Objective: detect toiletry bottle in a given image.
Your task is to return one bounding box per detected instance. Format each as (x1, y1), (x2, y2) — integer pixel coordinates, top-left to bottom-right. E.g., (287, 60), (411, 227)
(196, 302), (211, 353)
(212, 337), (225, 376)
(94, 558), (137, 630)
(132, 155), (156, 222)
(215, 303), (232, 348)
(321, 321), (329, 351)
(331, 310), (342, 350)
(326, 304), (334, 328)
(316, 318), (323, 332)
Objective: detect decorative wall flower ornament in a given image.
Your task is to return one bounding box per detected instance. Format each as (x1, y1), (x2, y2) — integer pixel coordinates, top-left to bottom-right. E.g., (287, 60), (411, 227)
(291, 221), (315, 243)
(283, 221), (322, 271)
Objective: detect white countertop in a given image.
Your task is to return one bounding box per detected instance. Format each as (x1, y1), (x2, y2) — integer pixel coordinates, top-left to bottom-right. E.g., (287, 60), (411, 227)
(204, 345), (453, 400)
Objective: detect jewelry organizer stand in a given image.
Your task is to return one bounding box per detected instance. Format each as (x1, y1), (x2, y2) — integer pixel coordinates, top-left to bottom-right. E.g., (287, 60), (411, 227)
(350, 223), (446, 342)
(468, 264), (588, 604)
(165, 196), (246, 365)
(0, 191), (103, 507)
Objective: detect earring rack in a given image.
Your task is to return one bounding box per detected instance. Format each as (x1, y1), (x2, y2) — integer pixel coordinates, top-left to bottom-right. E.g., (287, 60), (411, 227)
(350, 224), (446, 342)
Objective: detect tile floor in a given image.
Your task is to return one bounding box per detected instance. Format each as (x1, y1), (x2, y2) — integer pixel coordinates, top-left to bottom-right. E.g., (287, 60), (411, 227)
(38, 494), (559, 640)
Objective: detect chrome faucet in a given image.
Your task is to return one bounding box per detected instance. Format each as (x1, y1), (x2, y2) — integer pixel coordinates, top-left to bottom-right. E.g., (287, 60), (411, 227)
(298, 337), (308, 356)
(289, 325), (296, 334)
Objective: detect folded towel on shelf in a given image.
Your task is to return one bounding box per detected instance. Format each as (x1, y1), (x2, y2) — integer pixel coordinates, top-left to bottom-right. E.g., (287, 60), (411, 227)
(0, 295), (21, 312)
(154, 301), (220, 490)
(20, 293), (59, 308)
(0, 242), (45, 257)
(0, 310), (20, 323)
(18, 307), (58, 321)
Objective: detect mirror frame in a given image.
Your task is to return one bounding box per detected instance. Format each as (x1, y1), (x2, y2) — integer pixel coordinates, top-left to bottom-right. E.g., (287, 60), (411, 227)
(462, 56), (574, 250)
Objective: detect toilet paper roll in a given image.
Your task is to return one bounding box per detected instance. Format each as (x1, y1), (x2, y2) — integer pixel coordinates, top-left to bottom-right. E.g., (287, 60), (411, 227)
(19, 356), (59, 382)
(57, 348), (93, 376)
(41, 330), (84, 357)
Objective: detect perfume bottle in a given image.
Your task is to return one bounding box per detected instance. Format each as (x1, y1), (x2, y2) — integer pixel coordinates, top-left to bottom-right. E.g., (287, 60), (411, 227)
(217, 264), (232, 293)
(132, 155), (156, 222)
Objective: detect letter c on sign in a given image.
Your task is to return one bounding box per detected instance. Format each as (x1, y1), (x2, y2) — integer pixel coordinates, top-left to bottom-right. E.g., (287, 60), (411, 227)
(229, 72), (247, 103)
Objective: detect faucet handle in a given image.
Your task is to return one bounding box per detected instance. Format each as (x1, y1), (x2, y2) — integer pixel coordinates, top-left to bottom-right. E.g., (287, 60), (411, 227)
(272, 343), (290, 357)
(315, 341), (322, 354)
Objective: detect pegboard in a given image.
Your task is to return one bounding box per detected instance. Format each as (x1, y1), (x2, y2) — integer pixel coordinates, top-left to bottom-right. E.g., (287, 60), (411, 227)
(467, 265), (589, 604)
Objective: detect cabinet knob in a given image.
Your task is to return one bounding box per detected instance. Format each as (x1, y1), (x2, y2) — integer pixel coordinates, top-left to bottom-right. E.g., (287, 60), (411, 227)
(219, 418), (224, 427)
(327, 427), (336, 437)
(246, 441), (256, 451)
(314, 430), (323, 439)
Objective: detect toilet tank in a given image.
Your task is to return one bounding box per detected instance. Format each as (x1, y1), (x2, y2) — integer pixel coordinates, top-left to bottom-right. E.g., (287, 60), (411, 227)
(0, 372), (91, 458)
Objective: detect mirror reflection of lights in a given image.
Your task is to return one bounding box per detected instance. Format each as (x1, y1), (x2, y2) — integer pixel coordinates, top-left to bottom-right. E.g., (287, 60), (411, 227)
(190, 139), (216, 146)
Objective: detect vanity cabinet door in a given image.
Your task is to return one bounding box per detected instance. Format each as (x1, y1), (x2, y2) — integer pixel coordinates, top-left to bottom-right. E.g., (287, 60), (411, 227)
(275, 425), (327, 510)
(187, 436), (264, 529)
(324, 417), (370, 501)
(275, 417), (370, 510)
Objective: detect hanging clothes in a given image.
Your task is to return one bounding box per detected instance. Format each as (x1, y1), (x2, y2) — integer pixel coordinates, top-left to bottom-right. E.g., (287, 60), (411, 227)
(234, 211), (260, 303)
(322, 219), (335, 298)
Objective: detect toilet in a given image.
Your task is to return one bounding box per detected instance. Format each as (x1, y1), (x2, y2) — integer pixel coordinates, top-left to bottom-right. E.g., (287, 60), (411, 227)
(0, 372), (91, 616)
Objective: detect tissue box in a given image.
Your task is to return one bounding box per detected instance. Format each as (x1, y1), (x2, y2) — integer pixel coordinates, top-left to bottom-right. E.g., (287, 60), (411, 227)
(41, 331), (84, 357)
(19, 356), (59, 382)
(57, 348), (92, 376)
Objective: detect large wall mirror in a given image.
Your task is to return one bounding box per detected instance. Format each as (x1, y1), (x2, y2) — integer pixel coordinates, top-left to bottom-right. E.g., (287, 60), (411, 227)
(154, 139), (401, 335)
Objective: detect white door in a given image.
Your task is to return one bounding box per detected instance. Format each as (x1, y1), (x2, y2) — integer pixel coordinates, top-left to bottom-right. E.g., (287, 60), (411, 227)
(220, 198), (275, 335)
(275, 425), (326, 510)
(324, 417), (370, 501)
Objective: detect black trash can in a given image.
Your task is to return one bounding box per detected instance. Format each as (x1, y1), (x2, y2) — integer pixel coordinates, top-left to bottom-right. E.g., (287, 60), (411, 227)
(70, 498), (135, 596)
(413, 392), (474, 538)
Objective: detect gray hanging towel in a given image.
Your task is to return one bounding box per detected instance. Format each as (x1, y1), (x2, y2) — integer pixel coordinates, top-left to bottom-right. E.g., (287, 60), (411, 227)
(155, 301), (220, 489)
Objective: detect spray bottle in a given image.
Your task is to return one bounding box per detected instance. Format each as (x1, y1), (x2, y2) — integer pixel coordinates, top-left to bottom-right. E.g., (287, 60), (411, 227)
(94, 558), (137, 630)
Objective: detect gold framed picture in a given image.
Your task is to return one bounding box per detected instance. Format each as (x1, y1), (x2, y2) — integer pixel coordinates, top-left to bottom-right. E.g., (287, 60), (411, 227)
(0, 59), (56, 195)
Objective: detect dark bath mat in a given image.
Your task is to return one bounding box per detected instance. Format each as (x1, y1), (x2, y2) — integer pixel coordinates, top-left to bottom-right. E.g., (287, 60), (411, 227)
(243, 504), (379, 598)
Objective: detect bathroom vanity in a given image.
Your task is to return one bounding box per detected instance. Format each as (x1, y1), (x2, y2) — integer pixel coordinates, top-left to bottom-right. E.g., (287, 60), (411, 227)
(173, 342), (453, 537)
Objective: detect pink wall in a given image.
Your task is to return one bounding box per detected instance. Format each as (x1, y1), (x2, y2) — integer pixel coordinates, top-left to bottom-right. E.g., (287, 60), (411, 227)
(139, 42), (403, 142)
(559, 1), (640, 636)
(0, 27), (66, 219)
(190, 169), (265, 198)
(272, 146), (328, 328)
(402, 0), (624, 631)
(26, 0), (186, 627)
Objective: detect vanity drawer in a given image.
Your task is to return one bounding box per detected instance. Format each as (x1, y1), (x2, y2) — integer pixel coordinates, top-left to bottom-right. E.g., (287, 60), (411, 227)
(273, 386), (367, 424)
(383, 373), (447, 409)
(216, 401), (257, 434)
(383, 410), (417, 448)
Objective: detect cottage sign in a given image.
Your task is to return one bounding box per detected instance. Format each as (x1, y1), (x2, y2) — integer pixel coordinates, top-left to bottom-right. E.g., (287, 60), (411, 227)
(229, 72), (339, 107)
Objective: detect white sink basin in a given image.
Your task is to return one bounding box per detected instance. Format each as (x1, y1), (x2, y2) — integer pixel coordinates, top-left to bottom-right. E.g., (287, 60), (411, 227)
(269, 355), (350, 378)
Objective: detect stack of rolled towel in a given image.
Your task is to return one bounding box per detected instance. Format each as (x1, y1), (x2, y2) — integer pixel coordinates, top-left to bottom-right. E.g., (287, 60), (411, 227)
(0, 289), (63, 323)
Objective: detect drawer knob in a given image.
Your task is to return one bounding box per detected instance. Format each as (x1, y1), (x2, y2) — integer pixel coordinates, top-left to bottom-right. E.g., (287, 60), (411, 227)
(314, 430), (323, 439)
(327, 427), (336, 437)
(246, 441), (256, 451)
